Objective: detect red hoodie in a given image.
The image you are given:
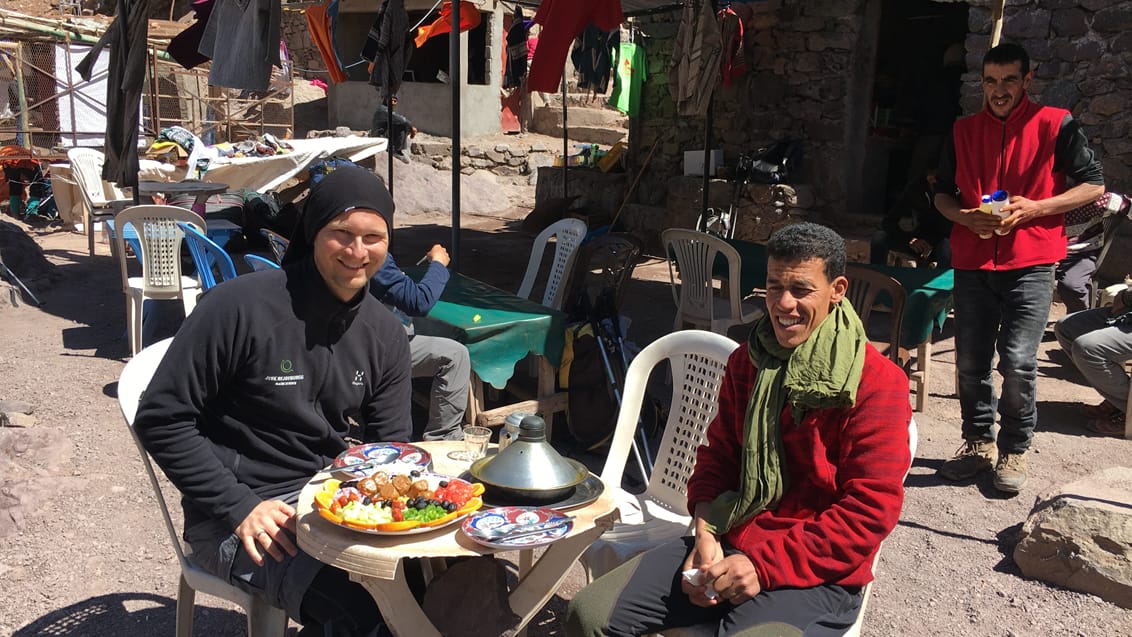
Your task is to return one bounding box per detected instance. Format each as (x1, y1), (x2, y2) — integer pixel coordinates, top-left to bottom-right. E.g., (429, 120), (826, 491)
(686, 345), (911, 590)
(949, 96), (1070, 270)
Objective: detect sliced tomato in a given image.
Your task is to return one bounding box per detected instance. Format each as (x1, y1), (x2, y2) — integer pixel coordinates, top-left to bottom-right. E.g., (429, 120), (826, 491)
(317, 506), (344, 525)
(376, 520), (421, 532)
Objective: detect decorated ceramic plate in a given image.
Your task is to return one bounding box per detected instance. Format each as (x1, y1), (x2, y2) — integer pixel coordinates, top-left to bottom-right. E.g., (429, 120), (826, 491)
(462, 506), (573, 549)
(332, 442), (432, 479)
(312, 471), (484, 536)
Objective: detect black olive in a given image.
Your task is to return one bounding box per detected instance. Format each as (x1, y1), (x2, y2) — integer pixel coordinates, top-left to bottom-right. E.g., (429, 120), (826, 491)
(415, 500), (428, 510)
(409, 470), (421, 477)
(445, 502), (457, 512)
(362, 496), (372, 505)
(438, 480), (449, 488)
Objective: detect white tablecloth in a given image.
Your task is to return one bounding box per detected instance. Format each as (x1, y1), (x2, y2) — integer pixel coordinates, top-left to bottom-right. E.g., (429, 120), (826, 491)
(137, 136), (389, 193)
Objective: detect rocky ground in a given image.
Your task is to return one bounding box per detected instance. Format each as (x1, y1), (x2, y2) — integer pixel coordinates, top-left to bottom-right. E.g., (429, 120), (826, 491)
(2, 200), (1132, 636)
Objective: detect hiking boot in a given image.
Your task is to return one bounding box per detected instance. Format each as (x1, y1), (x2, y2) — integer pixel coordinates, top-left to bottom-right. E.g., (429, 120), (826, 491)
(937, 439), (997, 481)
(993, 453), (1028, 493)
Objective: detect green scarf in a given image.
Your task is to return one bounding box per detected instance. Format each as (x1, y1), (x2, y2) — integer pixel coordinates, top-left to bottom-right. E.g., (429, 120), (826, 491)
(705, 300), (867, 535)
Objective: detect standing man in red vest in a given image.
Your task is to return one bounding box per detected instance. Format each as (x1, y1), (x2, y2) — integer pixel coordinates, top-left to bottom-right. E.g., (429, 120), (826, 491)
(933, 43), (1104, 493)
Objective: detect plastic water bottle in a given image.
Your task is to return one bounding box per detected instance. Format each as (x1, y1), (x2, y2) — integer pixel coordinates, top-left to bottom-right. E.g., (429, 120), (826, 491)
(991, 190), (1010, 235)
(978, 195), (995, 239)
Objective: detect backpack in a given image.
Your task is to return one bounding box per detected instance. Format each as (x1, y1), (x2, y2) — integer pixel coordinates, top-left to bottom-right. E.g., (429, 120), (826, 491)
(308, 156), (364, 186)
(749, 139), (803, 184)
(559, 321), (624, 450)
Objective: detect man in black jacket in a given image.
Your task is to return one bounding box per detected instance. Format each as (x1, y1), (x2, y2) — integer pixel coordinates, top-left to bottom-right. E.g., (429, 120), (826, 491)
(135, 166), (411, 636)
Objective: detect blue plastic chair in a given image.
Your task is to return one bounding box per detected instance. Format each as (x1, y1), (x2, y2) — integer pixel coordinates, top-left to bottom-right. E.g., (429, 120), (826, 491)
(177, 222), (238, 291)
(244, 253), (281, 272)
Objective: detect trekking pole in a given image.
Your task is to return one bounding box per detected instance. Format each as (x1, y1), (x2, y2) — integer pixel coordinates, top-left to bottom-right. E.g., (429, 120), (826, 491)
(0, 252), (41, 306)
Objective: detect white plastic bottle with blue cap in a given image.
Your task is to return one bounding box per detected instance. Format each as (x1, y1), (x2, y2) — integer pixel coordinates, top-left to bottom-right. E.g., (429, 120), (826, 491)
(991, 190), (1010, 235)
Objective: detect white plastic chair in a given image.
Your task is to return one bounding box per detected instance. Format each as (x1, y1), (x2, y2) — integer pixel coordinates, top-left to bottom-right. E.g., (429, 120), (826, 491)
(67, 147), (132, 256)
(580, 330), (739, 583)
(113, 205), (205, 356)
(648, 418), (920, 637)
(663, 228), (763, 335)
(516, 217), (588, 310)
(118, 338), (289, 637)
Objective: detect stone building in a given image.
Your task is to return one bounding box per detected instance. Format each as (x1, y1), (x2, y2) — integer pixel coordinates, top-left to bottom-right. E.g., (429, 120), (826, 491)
(619, 0), (1132, 248)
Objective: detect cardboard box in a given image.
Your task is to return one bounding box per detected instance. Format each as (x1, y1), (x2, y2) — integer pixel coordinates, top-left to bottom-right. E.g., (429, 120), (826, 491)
(683, 149), (723, 176)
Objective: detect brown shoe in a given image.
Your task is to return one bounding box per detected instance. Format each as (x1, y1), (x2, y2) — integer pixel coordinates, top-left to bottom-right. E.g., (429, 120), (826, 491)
(1085, 411), (1126, 437)
(1082, 400), (1120, 420)
(993, 453), (1028, 493)
(938, 440), (997, 481)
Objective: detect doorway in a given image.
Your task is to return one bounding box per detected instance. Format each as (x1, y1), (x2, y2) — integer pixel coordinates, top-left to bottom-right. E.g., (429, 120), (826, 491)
(863, 0), (968, 215)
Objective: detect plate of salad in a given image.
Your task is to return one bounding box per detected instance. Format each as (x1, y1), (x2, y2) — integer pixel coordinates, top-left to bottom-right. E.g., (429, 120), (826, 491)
(312, 469), (484, 535)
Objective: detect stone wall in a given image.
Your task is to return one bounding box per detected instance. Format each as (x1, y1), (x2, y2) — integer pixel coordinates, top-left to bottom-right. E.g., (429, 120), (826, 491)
(960, 0), (1132, 193)
(630, 0), (867, 240)
(625, 0), (1132, 242)
(281, 7), (326, 81)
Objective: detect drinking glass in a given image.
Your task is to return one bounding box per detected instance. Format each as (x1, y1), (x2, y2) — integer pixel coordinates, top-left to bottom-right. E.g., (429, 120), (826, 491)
(449, 426), (491, 462)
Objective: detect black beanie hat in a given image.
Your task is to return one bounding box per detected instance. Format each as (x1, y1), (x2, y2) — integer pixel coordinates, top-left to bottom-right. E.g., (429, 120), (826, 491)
(281, 166), (395, 265)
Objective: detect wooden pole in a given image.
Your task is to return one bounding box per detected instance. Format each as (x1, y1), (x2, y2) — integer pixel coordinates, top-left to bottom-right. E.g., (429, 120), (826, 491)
(990, 0), (1006, 47)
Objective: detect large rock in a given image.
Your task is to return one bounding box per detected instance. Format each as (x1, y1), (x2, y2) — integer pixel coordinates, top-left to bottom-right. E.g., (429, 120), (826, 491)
(1014, 467), (1132, 609)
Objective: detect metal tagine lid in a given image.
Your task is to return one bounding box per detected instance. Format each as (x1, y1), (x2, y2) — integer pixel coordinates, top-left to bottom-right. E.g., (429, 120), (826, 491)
(469, 415), (587, 492)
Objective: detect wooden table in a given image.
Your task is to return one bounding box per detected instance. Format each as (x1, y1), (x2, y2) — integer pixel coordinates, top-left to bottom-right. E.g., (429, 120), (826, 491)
(296, 440), (619, 637)
(408, 268), (569, 428)
(137, 180), (229, 215)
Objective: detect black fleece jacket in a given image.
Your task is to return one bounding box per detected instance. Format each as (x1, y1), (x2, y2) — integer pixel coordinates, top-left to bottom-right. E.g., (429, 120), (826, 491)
(134, 259), (412, 531)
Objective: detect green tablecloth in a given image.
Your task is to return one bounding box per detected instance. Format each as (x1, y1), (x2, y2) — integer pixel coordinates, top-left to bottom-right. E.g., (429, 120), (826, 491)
(408, 268), (566, 390)
(867, 265), (954, 350)
(716, 239), (953, 350)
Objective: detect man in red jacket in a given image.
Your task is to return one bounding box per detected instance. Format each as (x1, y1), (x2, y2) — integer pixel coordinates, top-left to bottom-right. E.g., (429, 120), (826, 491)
(566, 223), (912, 636)
(933, 43), (1103, 493)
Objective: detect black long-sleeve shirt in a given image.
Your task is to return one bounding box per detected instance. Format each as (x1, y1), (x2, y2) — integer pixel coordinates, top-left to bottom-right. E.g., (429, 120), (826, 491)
(134, 260), (412, 531)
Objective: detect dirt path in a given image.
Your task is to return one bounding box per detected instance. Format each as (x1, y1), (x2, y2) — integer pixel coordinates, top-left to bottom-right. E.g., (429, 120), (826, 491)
(1, 212), (1130, 636)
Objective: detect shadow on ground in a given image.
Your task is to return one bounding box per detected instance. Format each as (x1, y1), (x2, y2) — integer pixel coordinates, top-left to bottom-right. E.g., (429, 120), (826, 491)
(10, 592), (246, 637)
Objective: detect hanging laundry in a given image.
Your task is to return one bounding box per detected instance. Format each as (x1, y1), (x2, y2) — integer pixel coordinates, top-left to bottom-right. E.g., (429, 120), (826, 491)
(198, 0), (282, 91)
(414, 2), (482, 50)
(718, 4), (747, 88)
(609, 41), (647, 118)
(528, 0), (623, 93)
(166, 0), (214, 70)
(503, 7), (529, 90)
(668, 0), (722, 117)
(362, 0), (411, 98)
(76, 0), (148, 188)
(571, 25), (618, 94)
(307, 0), (349, 84)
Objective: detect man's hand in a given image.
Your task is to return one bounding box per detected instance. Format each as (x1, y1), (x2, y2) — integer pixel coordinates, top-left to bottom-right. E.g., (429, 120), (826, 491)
(702, 553), (763, 605)
(236, 500), (299, 566)
(998, 195), (1045, 233)
(410, 126), (419, 138)
(956, 206), (1005, 237)
(426, 244), (450, 267)
(908, 238), (932, 258)
(680, 532), (725, 606)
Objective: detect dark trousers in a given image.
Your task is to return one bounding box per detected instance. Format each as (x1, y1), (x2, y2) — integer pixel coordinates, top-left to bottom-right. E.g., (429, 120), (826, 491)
(566, 537), (864, 637)
(1055, 251), (1097, 314)
(370, 106), (411, 153)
